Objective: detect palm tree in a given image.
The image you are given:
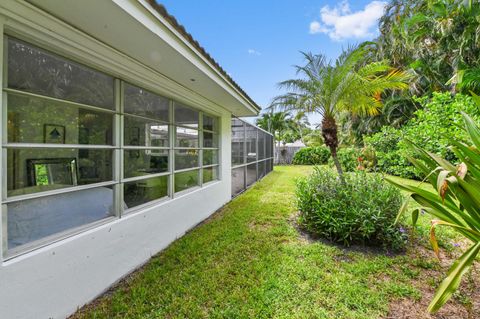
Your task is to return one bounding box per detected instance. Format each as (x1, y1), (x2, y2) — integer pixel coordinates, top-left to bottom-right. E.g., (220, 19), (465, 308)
(256, 111), (290, 159)
(270, 47), (411, 181)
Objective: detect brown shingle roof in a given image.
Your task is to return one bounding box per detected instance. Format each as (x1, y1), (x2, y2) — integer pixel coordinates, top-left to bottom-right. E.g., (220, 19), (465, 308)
(146, 0), (260, 112)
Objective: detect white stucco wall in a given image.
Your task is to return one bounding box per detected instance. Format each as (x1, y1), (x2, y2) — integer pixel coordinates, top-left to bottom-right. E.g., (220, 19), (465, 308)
(0, 1), (245, 318)
(0, 113), (232, 319)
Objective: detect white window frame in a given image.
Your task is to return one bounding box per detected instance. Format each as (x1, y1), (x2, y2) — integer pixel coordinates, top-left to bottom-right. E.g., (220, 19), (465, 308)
(0, 31), (222, 259)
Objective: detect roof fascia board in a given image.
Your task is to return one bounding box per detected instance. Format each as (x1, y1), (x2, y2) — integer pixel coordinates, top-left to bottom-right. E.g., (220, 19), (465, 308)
(122, 0), (260, 114)
(0, 0), (233, 116)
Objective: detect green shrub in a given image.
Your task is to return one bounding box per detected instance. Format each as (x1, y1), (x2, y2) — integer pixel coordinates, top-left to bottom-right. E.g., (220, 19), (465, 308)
(364, 127), (421, 179)
(292, 146), (330, 165)
(401, 92), (480, 161)
(328, 147), (361, 172)
(296, 167), (406, 250)
(364, 92), (480, 179)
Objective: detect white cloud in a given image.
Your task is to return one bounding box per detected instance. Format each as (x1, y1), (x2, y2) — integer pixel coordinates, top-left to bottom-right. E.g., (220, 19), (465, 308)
(247, 49), (262, 56)
(309, 1), (386, 41)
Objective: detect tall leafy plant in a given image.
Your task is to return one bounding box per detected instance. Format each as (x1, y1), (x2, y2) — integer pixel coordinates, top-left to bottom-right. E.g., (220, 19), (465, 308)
(271, 46), (410, 182)
(387, 113), (480, 313)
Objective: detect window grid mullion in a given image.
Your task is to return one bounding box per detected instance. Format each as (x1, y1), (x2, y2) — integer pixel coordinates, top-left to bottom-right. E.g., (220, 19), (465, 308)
(2, 143), (117, 149)
(3, 180), (118, 204)
(169, 100), (175, 198)
(4, 88), (117, 115)
(199, 112), (203, 187)
(115, 79), (123, 218)
(122, 171), (171, 183)
(122, 112), (169, 125)
(123, 146), (170, 150)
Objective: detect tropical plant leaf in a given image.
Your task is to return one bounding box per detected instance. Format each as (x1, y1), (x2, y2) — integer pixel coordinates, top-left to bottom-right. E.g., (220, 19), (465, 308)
(428, 241), (480, 313)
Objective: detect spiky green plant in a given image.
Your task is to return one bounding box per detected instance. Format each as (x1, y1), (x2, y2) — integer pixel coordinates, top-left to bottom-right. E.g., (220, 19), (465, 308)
(387, 112), (480, 313)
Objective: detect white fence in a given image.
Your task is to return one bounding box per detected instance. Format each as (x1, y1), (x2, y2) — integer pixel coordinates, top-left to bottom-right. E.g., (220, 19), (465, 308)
(274, 146), (304, 164)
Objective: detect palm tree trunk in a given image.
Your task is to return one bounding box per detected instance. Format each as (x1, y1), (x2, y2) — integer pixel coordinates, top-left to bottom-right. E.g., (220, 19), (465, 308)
(321, 115), (345, 184)
(330, 148), (345, 181)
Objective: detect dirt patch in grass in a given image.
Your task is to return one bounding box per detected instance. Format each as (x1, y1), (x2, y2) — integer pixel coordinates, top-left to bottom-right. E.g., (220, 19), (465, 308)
(290, 211), (480, 318)
(383, 245), (480, 319)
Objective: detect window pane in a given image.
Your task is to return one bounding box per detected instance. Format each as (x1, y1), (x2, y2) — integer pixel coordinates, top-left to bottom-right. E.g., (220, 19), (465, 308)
(174, 103), (198, 128)
(203, 149), (218, 166)
(175, 149), (198, 170)
(203, 131), (218, 148)
(124, 150), (168, 178)
(124, 176), (168, 208)
(231, 167), (245, 196)
(7, 148), (113, 197)
(124, 83), (169, 121)
(203, 166), (218, 183)
(246, 125), (257, 163)
(175, 170), (199, 193)
(246, 163), (257, 186)
(176, 127), (198, 148)
(203, 114), (218, 132)
(8, 38), (114, 109)
(7, 186), (114, 250)
(231, 119), (245, 165)
(7, 94), (113, 145)
(124, 116), (168, 147)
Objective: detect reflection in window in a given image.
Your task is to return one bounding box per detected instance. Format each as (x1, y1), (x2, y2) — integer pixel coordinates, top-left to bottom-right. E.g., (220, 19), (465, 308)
(124, 176), (168, 208)
(175, 149), (198, 170)
(124, 150), (168, 178)
(203, 114), (218, 132)
(124, 116), (168, 147)
(203, 131), (218, 148)
(124, 83), (169, 121)
(175, 103), (198, 128)
(203, 166), (218, 184)
(176, 127), (198, 148)
(7, 94), (113, 145)
(4, 36), (225, 252)
(29, 158), (77, 187)
(175, 170), (199, 193)
(7, 148), (113, 197)
(203, 149), (218, 166)
(7, 37), (114, 109)
(7, 186), (115, 250)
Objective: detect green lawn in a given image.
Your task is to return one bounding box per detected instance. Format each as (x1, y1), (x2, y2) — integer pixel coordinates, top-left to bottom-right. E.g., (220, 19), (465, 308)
(73, 166), (472, 319)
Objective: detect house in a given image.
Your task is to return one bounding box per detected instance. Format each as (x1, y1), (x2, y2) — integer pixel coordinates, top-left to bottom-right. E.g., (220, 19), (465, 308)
(0, 1), (273, 318)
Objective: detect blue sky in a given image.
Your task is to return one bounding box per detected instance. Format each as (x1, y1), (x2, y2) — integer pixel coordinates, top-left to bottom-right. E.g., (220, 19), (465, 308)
(160, 0), (387, 126)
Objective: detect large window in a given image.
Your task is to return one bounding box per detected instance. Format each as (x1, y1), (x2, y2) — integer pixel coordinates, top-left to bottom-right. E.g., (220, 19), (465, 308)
(230, 118), (274, 197)
(3, 37), (221, 256)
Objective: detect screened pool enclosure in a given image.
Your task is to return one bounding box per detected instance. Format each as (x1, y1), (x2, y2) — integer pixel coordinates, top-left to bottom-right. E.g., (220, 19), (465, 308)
(231, 118), (274, 197)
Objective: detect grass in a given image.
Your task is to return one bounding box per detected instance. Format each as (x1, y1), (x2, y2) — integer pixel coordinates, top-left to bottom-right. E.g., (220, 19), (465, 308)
(73, 165), (446, 319)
